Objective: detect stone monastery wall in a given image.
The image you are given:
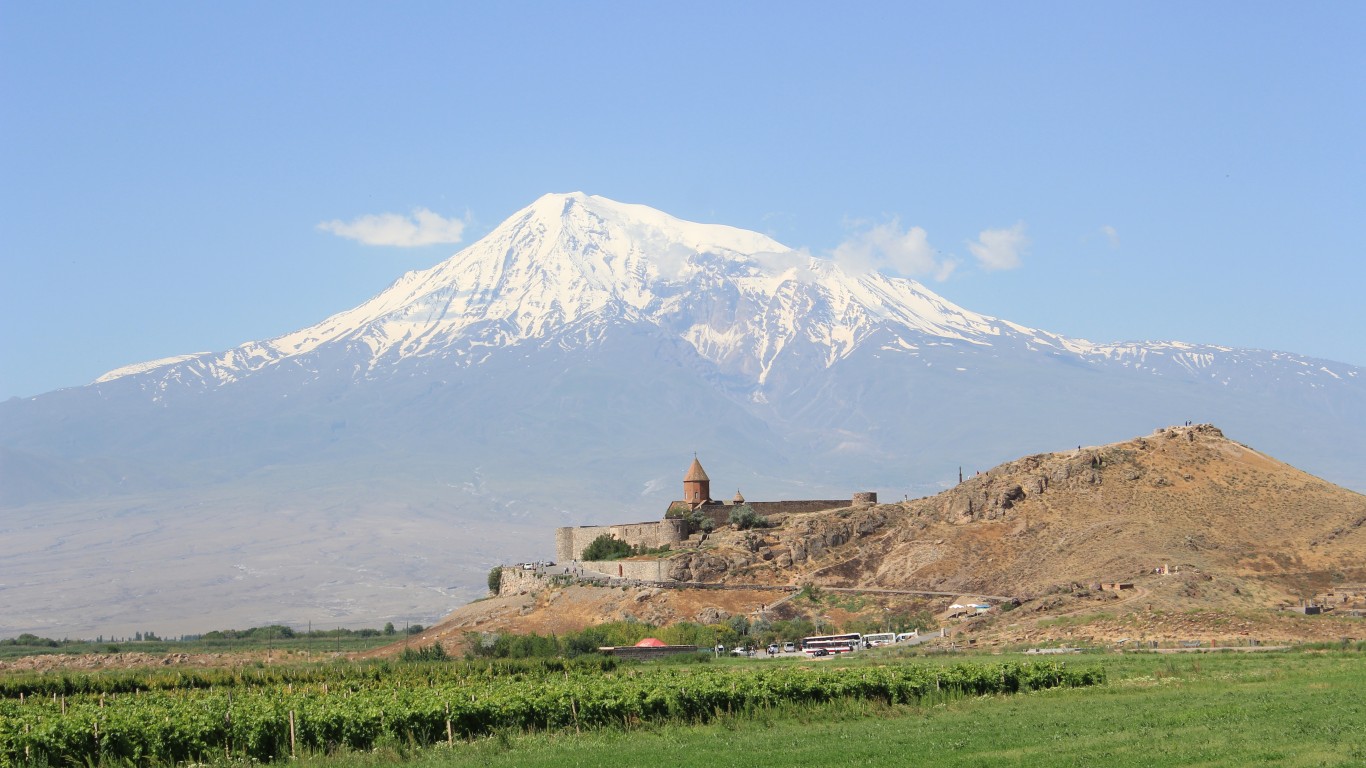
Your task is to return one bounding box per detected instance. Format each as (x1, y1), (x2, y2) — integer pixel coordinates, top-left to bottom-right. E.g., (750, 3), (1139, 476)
(496, 566), (542, 596)
(581, 558), (673, 581)
(556, 519), (688, 563)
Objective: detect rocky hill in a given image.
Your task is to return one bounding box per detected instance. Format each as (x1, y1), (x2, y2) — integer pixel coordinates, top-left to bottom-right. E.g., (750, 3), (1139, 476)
(416, 424), (1366, 650)
(776, 423), (1365, 603)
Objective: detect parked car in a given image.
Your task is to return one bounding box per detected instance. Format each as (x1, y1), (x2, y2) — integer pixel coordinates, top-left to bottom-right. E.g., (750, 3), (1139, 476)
(783, 642), (796, 653)
(811, 648), (830, 657)
(731, 646), (755, 657)
(766, 644), (779, 655)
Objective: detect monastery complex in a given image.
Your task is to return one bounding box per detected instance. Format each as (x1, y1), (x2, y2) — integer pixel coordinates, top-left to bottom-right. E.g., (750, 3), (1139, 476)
(555, 457), (876, 563)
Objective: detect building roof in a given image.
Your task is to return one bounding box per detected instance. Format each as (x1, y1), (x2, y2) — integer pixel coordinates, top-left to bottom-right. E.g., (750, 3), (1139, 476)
(684, 457), (710, 482)
(635, 637), (667, 647)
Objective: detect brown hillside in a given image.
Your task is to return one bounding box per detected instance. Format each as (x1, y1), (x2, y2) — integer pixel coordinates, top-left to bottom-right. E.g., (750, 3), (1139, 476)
(668, 425), (1366, 604)
(409, 424), (1365, 653)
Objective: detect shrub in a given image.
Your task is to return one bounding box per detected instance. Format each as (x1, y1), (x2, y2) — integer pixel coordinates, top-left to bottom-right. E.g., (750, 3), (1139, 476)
(399, 643), (447, 662)
(582, 534), (633, 561)
(487, 566), (503, 595)
(728, 504), (768, 530)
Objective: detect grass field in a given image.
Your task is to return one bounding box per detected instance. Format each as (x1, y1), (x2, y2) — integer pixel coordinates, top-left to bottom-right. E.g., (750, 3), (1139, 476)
(294, 651), (1366, 768)
(3, 649), (1362, 766)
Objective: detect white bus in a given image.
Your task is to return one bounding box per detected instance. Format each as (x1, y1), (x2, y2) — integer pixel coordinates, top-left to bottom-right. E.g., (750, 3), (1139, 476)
(801, 632), (862, 655)
(862, 632), (896, 647)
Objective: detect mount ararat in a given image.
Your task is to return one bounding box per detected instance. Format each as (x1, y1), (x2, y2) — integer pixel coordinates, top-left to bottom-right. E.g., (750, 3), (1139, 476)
(2, 193), (1361, 637)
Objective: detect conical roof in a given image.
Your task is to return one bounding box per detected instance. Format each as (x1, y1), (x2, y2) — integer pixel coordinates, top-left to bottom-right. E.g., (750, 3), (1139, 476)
(684, 457), (710, 482)
(635, 637), (667, 647)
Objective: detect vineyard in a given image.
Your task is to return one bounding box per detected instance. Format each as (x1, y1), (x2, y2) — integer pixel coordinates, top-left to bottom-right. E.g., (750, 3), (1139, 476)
(0, 658), (1103, 766)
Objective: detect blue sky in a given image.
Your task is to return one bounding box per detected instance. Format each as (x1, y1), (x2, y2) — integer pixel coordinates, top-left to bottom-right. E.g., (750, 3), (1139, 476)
(2, 2), (1363, 399)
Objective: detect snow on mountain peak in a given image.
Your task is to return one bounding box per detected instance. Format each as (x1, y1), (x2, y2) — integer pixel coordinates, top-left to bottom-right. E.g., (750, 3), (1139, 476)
(92, 193), (1042, 389)
(107, 192), (1282, 394)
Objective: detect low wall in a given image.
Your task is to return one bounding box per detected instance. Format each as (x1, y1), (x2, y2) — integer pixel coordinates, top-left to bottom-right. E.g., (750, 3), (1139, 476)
(581, 558), (673, 581)
(496, 566), (544, 596)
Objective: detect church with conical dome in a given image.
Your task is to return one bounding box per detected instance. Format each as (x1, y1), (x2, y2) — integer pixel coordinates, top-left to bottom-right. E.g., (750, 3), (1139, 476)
(683, 456), (710, 505)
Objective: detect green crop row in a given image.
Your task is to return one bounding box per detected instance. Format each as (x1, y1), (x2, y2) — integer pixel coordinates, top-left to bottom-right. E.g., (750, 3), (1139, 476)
(0, 656), (619, 700)
(0, 661), (1102, 766)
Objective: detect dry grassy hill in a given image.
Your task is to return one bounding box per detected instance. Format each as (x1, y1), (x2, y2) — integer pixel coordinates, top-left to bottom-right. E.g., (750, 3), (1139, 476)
(814, 423), (1366, 602)
(411, 424), (1366, 652)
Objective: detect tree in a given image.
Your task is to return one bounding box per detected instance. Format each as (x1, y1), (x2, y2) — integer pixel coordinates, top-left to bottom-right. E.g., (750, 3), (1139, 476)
(487, 566), (503, 595)
(383, 622), (396, 636)
(686, 508), (716, 534)
(581, 533), (633, 561)
(727, 614), (751, 637)
(728, 504), (768, 530)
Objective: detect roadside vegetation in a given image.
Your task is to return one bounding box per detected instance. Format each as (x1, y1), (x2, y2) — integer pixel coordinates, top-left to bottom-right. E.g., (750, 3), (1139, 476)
(465, 616), (921, 657)
(0, 624), (419, 661)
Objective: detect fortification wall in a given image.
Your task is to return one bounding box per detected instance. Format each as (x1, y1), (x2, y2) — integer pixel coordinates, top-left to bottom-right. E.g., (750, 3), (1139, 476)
(496, 566), (543, 597)
(749, 499), (852, 517)
(554, 528), (574, 564)
(580, 558), (673, 581)
(662, 494), (878, 528)
(685, 501), (852, 527)
(556, 519), (687, 563)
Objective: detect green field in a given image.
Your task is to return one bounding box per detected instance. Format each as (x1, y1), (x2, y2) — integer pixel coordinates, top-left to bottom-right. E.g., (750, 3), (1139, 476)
(317, 651), (1366, 768)
(2, 649), (1362, 767)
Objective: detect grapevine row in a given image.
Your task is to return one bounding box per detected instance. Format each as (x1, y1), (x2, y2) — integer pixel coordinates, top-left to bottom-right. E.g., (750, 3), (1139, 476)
(0, 661), (1102, 766)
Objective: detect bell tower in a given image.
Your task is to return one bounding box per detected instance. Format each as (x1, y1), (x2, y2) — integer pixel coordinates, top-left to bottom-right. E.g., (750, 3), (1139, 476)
(683, 455), (712, 507)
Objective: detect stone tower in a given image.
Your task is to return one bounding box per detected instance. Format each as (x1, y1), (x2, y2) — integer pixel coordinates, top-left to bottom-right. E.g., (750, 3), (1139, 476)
(683, 456), (712, 506)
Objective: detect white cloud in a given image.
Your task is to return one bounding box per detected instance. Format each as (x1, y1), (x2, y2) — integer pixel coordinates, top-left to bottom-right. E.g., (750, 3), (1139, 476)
(832, 219), (957, 281)
(318, 208), (467, 247)
(1100, 224), (1120, 248)
(967, 223), (1027, 271)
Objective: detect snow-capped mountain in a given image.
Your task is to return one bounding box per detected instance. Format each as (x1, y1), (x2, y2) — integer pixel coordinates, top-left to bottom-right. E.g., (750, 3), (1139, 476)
(2, 192), (1362, 637)
(92, 192), (1357, 398)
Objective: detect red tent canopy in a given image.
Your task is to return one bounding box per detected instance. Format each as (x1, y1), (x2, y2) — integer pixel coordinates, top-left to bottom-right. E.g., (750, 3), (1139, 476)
(634, 637), (667, 647)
